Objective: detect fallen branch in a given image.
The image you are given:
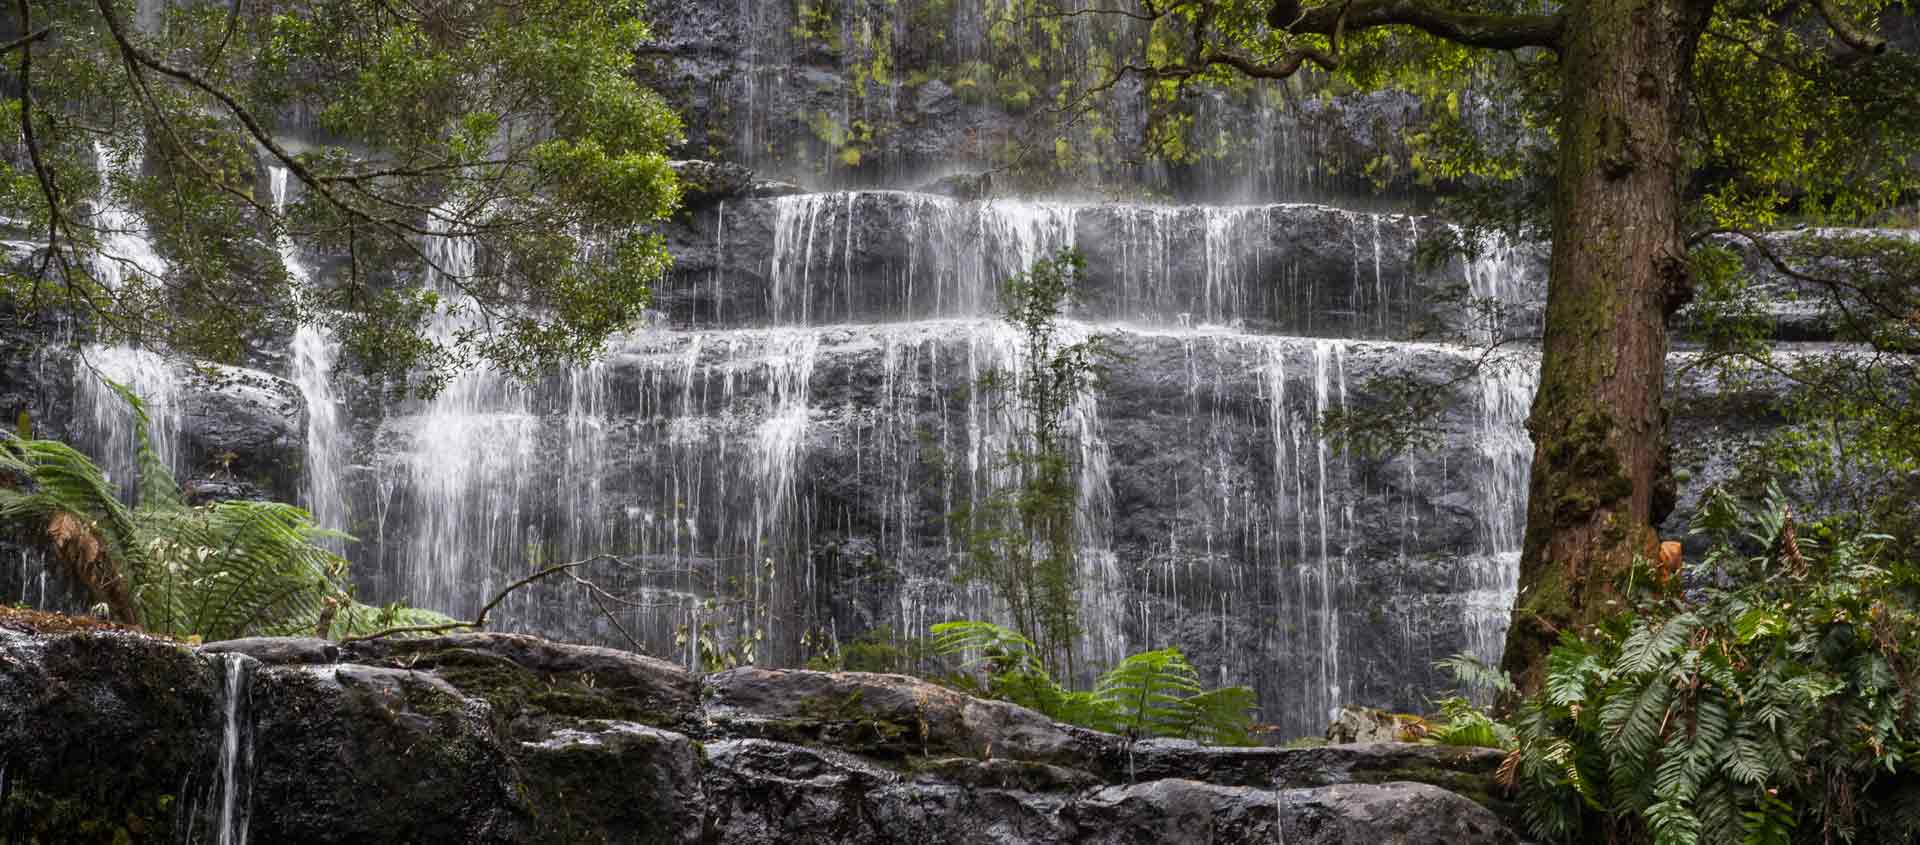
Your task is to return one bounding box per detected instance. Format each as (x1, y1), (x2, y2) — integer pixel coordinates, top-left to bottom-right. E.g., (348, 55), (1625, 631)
(338, 555), (616, 644)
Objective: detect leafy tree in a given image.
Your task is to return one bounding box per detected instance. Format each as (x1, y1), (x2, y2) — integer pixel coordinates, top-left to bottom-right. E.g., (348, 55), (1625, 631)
(1063, 0), (1918, 688)
(1680, 230), (1920, 548)
(0, 0), (681, 394)
(0, 387), (449, 639)
(957, 248), (1109, 675)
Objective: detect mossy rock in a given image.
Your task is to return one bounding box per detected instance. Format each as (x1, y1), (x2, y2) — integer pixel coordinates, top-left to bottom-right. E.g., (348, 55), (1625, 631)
(0, 630), (220, 842)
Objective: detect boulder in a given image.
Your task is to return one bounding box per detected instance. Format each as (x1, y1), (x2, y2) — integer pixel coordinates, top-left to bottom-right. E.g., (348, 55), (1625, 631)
(176, 364), (307, 497)
(701, 666), (1119, 766)
(1326, 705), (1414, 743)
(1067, 779), (1517, 844)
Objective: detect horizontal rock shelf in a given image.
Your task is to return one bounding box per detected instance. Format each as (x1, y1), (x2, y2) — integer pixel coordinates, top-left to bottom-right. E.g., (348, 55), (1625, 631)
(0, 616), (1515, 844)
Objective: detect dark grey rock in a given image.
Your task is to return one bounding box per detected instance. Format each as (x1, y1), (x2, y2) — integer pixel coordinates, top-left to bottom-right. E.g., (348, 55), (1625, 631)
(247, 662), (532, 842)
(0, 627), (223, 840)
(517, 721), (705, 844)
(918, 172), (993, 201)
(0, 626), (1525, 843)
(176, 365), (306, 497)
(1068, 780), (1516, 845)
(200, 636), (340, 665)
(701, 666), (1120, 766)
(674, 159), (761, 209)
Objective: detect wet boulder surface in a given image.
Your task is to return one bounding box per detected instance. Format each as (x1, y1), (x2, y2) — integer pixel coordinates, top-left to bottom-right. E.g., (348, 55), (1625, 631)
(1, 618), (1516, 844)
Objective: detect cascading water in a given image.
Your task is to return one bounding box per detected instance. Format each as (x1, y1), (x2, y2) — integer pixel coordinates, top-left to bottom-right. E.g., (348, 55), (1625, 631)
(271, 167), (351, 542)
(759, 192), (1075, 325)
(71, 142), (185, 495)
(320, 190), (1541, 735)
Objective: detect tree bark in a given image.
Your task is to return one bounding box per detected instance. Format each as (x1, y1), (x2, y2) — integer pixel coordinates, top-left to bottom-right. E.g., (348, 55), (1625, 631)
(1500, 0), (1713, 689)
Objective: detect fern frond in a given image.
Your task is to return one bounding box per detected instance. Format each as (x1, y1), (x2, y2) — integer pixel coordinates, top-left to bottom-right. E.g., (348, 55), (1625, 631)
(1619, 613), (1699, 675)
(1437, 651), (1518, 696)
(1095, 647), (1204, 738)
(1180, 686), (1258, 746)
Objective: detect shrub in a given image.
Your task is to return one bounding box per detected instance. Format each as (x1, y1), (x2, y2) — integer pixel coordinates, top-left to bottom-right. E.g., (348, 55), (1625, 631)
(931, 619), (1256, 745)
(1503, 484), (1920, 845)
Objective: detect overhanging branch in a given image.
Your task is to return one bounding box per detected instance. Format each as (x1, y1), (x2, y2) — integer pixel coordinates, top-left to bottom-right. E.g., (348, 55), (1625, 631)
(1277, 0), (1564, 51)
(1811, 0), (1886, 55)
(0, 23), (46, 54)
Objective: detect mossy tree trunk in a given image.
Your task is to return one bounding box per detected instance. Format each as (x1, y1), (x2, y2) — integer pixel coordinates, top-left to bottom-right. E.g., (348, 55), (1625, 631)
(1500, 0), (1713, 689)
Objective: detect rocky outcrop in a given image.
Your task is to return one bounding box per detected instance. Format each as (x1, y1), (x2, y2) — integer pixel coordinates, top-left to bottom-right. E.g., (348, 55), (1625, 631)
(0, 618), (1516, 843)
(672, 160), (806, 210)
(174, 365), (309, 501)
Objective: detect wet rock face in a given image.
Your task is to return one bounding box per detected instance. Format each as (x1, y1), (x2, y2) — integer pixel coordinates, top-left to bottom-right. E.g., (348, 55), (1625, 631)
(633, 0), (1481, 200)
(0, 303), (75, 446)
(52, 345), (308, 505)
(0, 624), (1518, 843)
(348, 320), (1533, 737)
(0, 628), (222, 841)
(174, 367), (308, 498)
(649, 193), (1549, 335)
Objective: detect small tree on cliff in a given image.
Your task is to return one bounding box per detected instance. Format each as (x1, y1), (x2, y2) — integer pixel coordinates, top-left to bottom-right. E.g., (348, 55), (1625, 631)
(0, 0), (681, 395)
(958, 249), (1108, 677)
(1055, 0), (1918, 687)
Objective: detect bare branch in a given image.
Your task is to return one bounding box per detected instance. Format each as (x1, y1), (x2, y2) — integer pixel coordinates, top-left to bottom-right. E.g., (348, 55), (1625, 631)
(337, 555), (612, 644)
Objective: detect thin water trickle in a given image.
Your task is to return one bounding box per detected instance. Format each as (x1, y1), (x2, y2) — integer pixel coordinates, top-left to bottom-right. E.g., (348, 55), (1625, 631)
(212, 652), (255, 845)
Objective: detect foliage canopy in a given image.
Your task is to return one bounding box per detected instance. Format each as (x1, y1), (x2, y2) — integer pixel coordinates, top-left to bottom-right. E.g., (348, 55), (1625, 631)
(1, 0), (682, 394)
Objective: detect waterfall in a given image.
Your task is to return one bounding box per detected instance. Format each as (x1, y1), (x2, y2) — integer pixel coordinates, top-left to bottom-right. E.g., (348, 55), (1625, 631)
(73, 346), (183, 494)
(747, 330), (820, 657)
(1466, 356), (1536, 667)
(762, 192), (1075, 324)
(210, 652), (255, 845)
(378, 205), (542, 615)
(331, 193), (1539, 734)
(71, 141), (184, 496)
(271, 166), (351, 542)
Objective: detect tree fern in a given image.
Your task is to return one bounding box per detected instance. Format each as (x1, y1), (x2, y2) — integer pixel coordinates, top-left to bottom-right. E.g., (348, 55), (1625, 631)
(1094, 647), (1204, 738)
(1, 433), (143, 619)
(1, 381), (452, 640)
(1179, 686), (1258, 746)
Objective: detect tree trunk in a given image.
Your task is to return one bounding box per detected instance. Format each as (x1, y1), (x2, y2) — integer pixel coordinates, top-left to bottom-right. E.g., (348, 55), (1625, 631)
(1500, 0), (1712, 689)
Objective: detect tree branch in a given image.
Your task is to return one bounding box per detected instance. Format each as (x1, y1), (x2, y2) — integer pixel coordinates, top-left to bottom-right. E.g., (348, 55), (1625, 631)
(14, 0), (60, 277)
(336, 556), (608, 644)
(1278, 0), (1564, 51)
(1811, 0), (1886, 55)
(0, 23), (46, 54)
